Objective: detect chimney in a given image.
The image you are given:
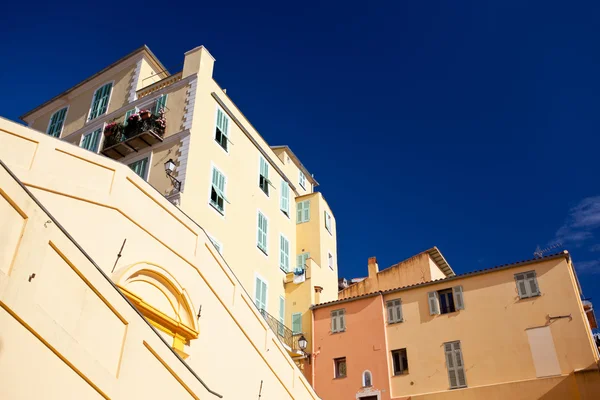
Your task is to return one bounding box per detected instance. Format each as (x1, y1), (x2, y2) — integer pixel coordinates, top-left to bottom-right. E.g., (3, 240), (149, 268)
(368, 257), (379, 278)
(182, 45), (215, 79)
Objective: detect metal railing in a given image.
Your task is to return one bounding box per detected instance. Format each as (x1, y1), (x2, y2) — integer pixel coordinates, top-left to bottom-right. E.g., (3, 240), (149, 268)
(259, 309), (303, 352)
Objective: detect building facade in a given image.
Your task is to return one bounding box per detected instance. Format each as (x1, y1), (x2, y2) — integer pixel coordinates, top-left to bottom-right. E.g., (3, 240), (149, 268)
(19, 45), (339, 376)
(312, 252), (600, 400)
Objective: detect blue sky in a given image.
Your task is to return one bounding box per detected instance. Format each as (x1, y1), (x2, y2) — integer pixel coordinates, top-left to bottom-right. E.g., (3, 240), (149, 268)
(1, 1), (599, 318)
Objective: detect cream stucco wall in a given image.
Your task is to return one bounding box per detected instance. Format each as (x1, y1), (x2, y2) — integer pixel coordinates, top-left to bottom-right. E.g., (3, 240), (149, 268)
(0, 117), (321, 399)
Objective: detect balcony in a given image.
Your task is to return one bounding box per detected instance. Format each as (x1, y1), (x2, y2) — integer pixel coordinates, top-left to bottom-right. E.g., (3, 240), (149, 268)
(259, 309), (304, 355)
(101, 109), (166, 160)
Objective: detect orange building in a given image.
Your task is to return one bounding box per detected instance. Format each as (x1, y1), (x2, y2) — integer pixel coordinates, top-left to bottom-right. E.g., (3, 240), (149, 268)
(312, 251), (600, 400)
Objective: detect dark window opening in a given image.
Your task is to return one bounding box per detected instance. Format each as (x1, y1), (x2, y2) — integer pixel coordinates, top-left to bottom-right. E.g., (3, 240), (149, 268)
(392, 348), (409, 375)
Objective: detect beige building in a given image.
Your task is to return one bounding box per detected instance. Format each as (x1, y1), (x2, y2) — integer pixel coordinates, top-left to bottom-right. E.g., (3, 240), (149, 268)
(19, 44), (339, 375)
(0, 117), (322, 399)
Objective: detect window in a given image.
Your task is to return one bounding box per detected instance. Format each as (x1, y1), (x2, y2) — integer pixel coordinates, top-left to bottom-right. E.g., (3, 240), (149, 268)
(515, 271), (540, 299)
(210, 167), (227, 214)
(334, 357), (347, 378)
(428, 286), (465, 315)
(89, 82), (113, 120)
(80, 128), (101, 152)
(254, 275), (268, 312)
(444, 341), (467, 389)
(297, 200), (310, 223)
(279, 296), (285, 336)
(386, 299), (403, 323)
(362, 371), (372, 387)
(124, 108), (137, 125)
(257, 212), (268, 254)
(47, 107), (68, 137)
(297, 252), (310, 271)
(331, 309), (345, 333)
(215, 108), (230, 151)
(392, 348), (409, 375)
(324, 211), (333, 234)
(328, 252), (334, 270)
(280, 180), (290, 216)
(279, 235), (290, 272)
(299, 170), (306, 189)
(259, 156), (270, 195)
(128, 157), (149, 180)
(153, 94), (167, 114)
(209, 236), (222, 254)
(292, 312), (302, 334)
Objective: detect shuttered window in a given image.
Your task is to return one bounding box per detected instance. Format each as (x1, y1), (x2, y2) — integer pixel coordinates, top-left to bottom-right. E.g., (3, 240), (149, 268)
(297, 252), (310, 271)
(124, 108), (136, 125)
(80, 129), (101, 152)
(328, 252), (334, 270)
(296, 200), (310, 223)
(128, 157), (149, 180)
(386, 299), (403, 323)
(429, 286), (465, 315)
(89, 83), (112, 120)
(292, 312), (302, 334)
(47, 107), (68, 137)
(324, 211), (333, 233)
(392, 348), (409, 375)
(257, 212), (268, 254)
(153, 94), (167, 114)
(210, 167), (227, 214)
(259, 156), (270, 195)
(279, 297), (285, 336)
(515, 271), (541, 299)
(444, 341), (467, 389)
(254, 276), (268, 312)
(453, 286), (465, 310)
(331, 309), (345, 333)
(280, 180), (290, 215)
(279, 235), (290, 272)
(215, 108), (230, 151)
(299, 170), (306, 189)
(428, 291), (440, 315)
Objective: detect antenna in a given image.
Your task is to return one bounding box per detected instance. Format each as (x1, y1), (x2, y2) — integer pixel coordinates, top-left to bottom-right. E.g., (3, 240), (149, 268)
(533, 242), (562, 259)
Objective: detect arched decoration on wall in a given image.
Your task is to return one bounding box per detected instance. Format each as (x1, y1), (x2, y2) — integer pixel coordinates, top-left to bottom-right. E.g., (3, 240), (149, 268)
(362, 370), (372, 387)
(115, 262), (199, 358)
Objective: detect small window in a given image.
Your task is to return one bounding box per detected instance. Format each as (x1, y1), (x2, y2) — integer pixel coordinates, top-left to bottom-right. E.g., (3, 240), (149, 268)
(299, 170), (306, 189)
(392, 348), (409, 375)
(279, 235), (290, 272)
(386, 299), (403, 323)
(292, 312), (302, 334)
(334, 357), (347, 378)
(428, 286), (465, 315)
(362, 370), (372, 387)
(215, 108), (230, 151)
(297, 252), (310, 272)
(331, 309), (345, 333)
(257, 211), (268, 254)
(128, 157), (149, 180)
(515, 271), (541, 299)
(297, 200), (310, 223)
(210, 167), (228, 214)
(324, 211), (333, 234)
(254, 275), (268, 312)
(280, 180), (290, 216)
(47, 107), (68, 137)
(89, 82), (112, 120)
(259, 156), (270, 195)
(328, 252), (334, 270)
(444, 341), (467, 389)
(80, 128), (101, 152)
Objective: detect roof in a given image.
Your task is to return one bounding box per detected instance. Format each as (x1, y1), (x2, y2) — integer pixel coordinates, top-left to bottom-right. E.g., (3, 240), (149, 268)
(312, 251), (571, 310)
(427, 247), (454, 277)
(20, 45), (168, 120)
(270, 145), (319, 187)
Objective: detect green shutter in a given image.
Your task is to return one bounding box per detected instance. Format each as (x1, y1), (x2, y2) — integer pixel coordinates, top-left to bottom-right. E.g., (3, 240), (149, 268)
(258, 212), (268, 252)
(280, 181), (289, 214)
(89, 83), (112, 120)
(81, 129), (101, 152)
(47, 107), (67, 137)
(292, 313), (302, 333)
(128, 158), (149, 179)
(153, 95), (168, 114)
(280, 235), (289, 272)
(296, 201), (304, 223)
(303, 201), (310, 222)
(124, 108), (136, 125)
(255, 276), (262, 309)
(216, 108), (229, 138)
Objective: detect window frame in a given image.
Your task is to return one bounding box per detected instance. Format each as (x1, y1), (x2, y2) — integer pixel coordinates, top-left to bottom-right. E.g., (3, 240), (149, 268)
(214, 106), (230, 153)
(279, 233), (290, 272)
(292, 312), (302, 334)
(208, 164), (228, 216)
(280, 180), (290, 217)
(79, 126), (103, 153)
(87, 81), (114, 122)
(362, 370), (373, 387)
(334, 357), (347, 379)
(258, 156), (271, 196)
(392, 348), (409, 376)
(127, 153), (151, 181)
(386, 298), (403, 324)
(324, 211), (333, 234)
(254, 273), (268, 312)
(331, 308), (346, 333)
(444, 340), (467, 389)
(299, 170), (306, 189)
(514, 270), (541, 299)
(428, 286), (465, 315)
(46, 106), (69, 138)
(257, 210), (269, 255)
(297, 200), (310, 224)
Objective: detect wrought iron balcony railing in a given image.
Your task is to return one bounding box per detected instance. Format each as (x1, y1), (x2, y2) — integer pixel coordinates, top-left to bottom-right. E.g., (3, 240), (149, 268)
(259, 309), (304, 352)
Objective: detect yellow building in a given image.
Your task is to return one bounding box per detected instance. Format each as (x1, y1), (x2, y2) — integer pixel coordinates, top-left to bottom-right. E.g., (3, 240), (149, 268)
(312, 252), (600, 400)
(0, 116), (322, 399)
(19, 44), (339, 375)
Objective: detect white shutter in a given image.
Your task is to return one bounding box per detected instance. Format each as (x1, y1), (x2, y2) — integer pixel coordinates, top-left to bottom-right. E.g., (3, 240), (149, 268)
(280, 181), (289, 213)
(445, 343), (458, 388)
(526, 271), (540, 296)
(339, 310), (345, 331)
(454, 342), (466, 387)
(297, 201), (304, 222)
(387, 302), (394, 322)
(453, 286), (465, 310)
(395, 299), (403, 322)
(515, 273), (528, 298)
(428, 291), (440, 315)
(303, 200), (310, 221)
(331, 310), (338, 332)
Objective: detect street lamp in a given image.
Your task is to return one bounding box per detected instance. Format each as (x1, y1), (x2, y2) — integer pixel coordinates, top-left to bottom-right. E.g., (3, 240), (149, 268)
(164, 158), (181, 192)
(298, 335), (308, 351)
